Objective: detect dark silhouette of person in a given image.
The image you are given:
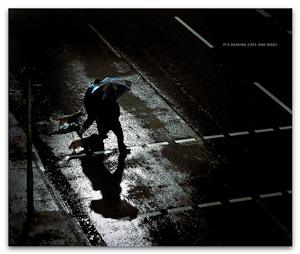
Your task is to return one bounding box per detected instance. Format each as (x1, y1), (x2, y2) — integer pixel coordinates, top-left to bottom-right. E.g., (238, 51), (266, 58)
(79, 134), (138, 220)
(77, 78), (130, 154)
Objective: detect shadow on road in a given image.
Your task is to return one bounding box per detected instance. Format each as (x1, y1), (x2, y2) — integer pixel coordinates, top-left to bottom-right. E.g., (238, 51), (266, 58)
(79, 134), (138, 220)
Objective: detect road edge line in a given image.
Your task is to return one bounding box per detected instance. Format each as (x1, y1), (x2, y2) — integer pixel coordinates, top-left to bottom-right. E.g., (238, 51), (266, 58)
(88, 24), (122, 58)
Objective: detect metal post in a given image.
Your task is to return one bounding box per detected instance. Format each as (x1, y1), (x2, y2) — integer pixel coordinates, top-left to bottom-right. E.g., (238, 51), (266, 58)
(27, 76), (34, 218)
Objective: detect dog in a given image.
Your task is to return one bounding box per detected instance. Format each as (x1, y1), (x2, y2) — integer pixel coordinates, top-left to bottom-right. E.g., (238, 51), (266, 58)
(69, 137), (89, 151)
(50, 110), (84, 128)
(69, 134), (105, 153)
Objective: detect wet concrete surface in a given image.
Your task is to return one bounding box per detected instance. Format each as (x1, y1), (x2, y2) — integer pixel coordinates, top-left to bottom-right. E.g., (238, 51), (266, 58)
(9, 112), (90, 246)
(9, 9), (292, 246)
(32, 76), (217, 245)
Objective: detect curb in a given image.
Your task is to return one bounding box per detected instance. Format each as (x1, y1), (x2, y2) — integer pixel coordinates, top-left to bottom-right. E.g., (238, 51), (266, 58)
(32, 145), (92, 246)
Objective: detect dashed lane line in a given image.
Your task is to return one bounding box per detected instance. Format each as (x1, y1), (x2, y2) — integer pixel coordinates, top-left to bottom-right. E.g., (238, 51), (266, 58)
(229, 131), (249, 137)
(168, 206), (193, 214)
(67, 124), (292, 159)
(203, 134), (225, 140)
(174, 16), (214, 48)
(259, 192), (283, 198)
(254, 128), (274, 133)
(147, 141), (169, 147)
(138, 211), (162, 218)
(279, 126), (292, 130)
(116, 190), (292, 221)
(116, 190), (292, 239)
(198, 201), (222, 208)
(254, 82), (292, 114)
(229, 197), (252, 203)
(255, 9), (272, 18)
(175, 138), (197, 143)
(204, 126), (292, 140)
(255, 9), (292, 35)
(66, 138), (197, 159)
(93, 150), (114, 155)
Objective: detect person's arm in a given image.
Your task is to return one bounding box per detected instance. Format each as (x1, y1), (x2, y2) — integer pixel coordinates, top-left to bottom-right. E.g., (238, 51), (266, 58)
(77, 115), (94, 137)
(77, 87), (94, 137)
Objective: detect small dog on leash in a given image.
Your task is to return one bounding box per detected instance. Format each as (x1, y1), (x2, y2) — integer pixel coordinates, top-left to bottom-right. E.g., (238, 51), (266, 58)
(69, 137), (89, 151)
(50, 110), (83, 128)
(69, 134), (105, 154)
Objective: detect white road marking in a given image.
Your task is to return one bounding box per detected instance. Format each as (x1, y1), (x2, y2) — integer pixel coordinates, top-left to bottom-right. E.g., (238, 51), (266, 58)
(229, 131), (249, 137)
(174, 16), (214, 48)
(175, 116), (186, 123)
(168, 206), (193, 213)
(67, 153), (87, 159)
(254, 128), (274, 133)
(175, 138), (196, 143)
(93, 150), (114, 155)
(255, 10), (291, 35)
(274, 20), (285, 29)
(118, 189), (291, 221)
(138, 211), (162, 218)
(204, 125), (291, 140)
(203, 134), (225, 140)
(147, 142), (169, 147)
(88, 24), (122, 58)
(259, 192), (283, 199)
(279, 126), (292, 130)
(67, 122), (290, 160)
(198, 201), (222, 208)
(128, 145), (143, 149)
(66, 150), (113, 160)
(255, 199), (292, 239)
(117, 216), (131, 221)
(229, 197), (252, 203)
(256, 9), (272, 18)
(254, 82), (292, 114)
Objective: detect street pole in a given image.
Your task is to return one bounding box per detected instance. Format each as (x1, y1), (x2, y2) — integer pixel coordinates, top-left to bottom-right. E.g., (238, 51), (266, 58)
(27, 76), (34, 218)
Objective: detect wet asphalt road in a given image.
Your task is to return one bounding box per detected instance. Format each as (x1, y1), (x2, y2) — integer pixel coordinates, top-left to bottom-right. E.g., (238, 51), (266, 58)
(9, 9), (292, 246)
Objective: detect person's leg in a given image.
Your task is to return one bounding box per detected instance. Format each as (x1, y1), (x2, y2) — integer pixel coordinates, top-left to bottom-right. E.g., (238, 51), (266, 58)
(96, 121), (110, 140)
(110, 121), (127, 152)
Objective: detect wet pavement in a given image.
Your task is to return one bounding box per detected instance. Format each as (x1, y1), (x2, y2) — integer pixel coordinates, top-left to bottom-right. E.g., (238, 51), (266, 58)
(8, 9), (292, 247)
(9, 65), (292, 246)
(9, 111), (90, 246)
(32, 73), (220, 246)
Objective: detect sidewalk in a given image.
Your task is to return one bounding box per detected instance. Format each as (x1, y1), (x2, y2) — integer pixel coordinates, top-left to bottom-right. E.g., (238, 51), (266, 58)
(8, 111), (91, 246)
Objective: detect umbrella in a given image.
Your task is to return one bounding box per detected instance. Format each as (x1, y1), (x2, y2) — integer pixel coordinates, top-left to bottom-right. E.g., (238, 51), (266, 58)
(92, 77), (132, 100)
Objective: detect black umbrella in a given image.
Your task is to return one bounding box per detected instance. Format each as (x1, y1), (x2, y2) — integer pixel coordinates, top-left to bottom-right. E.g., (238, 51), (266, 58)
(92, 77), (132, 100)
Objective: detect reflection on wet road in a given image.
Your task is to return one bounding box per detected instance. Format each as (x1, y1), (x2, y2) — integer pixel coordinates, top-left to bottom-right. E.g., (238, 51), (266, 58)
(42, 71), (213, 245)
